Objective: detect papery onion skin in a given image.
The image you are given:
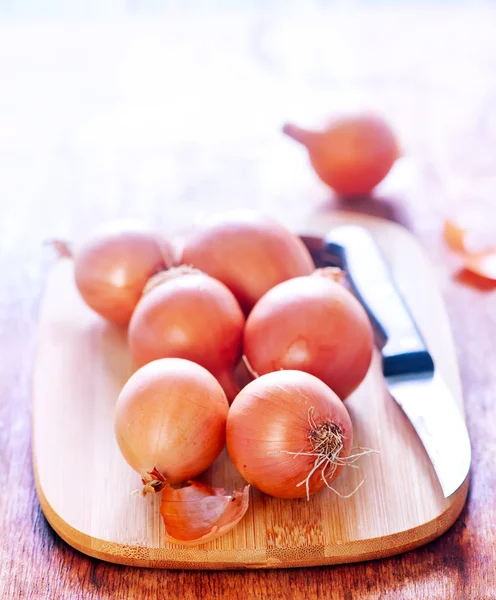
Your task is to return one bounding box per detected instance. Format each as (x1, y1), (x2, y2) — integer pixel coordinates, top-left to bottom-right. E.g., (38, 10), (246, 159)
(128, 269), (245, 401)
(226, 371), (353, 499)
(180, 210), (315, 313)
(160, 482), (250, 545)
(464, 252), (496, 281)
(74, 220), (174, 325)
(444, 218), (496, 255)
(244, 274), (373, 400)
(114, 358), (229, 484)
(443, 219), (467, 253)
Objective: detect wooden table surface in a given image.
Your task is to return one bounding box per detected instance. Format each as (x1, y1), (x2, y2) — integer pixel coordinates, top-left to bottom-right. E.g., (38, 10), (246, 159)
(1, 4), (496, 599)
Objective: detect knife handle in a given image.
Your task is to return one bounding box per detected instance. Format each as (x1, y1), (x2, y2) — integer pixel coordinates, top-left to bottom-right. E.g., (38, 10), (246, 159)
(324, 225), (434, 377)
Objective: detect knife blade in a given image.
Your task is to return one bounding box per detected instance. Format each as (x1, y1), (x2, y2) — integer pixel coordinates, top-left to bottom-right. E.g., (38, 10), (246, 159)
(319, 225), (471, 498)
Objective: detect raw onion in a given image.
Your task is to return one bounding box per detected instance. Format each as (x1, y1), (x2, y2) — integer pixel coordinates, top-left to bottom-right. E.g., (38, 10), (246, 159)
(128, 267), (245, 401)
(180, 210), (315, 313)
(73, 220), (174, 325)
(283, 114), (399, 196)
(114, 358), (229, 487)
(243, 272), (373, 399)
(226, 370), (353, 499)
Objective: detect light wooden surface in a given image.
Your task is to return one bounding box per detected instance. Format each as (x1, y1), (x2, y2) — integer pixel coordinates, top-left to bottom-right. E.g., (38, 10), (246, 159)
(32, 212), (468, 569)
(3, 4), (496, 598)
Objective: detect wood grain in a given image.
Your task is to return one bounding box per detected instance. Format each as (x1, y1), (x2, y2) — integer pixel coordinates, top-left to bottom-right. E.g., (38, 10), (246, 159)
(1, 3), (496, 598)
(32, 213), (468, 569)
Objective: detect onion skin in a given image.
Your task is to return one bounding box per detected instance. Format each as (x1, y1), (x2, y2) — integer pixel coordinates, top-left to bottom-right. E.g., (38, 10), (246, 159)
(244, 274), (373, 400)
(283, 115), (399, 196)
(226, 371), (353, 499)
(74, 220), (174, 325)
(444, 219), (467, 253)
(128, 269), (245, 401)
(180, 210), (315, 313)
(160, 482), (250, 545)
(464, 252), (496, 281)
(114, 358), (229, 484)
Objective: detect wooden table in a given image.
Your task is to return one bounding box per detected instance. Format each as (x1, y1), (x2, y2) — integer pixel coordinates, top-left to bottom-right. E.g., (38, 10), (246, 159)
(1, 4), (495, 598)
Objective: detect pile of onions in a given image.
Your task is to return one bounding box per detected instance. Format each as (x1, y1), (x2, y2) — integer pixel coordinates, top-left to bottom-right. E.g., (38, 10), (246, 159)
(180, 210), (315, 313)
(63, 211), (377, 545)
(226, 370), (353, 499)
(243, 271), (374, 400)
(72, 220), (174, 325)
(128, 267), (245, 401)
(114, 358), (229, 487)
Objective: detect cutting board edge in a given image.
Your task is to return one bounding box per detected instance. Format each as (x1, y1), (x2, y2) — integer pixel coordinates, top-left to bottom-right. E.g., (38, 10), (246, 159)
(34, 460), (469, 570)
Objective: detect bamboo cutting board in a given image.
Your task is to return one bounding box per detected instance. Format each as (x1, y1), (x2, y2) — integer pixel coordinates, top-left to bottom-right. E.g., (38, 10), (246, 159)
(32, 212), (469, 569)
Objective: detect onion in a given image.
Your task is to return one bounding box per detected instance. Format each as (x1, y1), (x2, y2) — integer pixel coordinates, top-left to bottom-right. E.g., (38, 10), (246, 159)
(128, 267), (245, 401)
(114, 358), (229, 487)
(180, 210), (315, 313)
(243, 272), (373, 399)
(283, 114), (399, 196)
(160, 481), (250, 545)
(226, 370), (353, 499)
(73, 220), (174, 325)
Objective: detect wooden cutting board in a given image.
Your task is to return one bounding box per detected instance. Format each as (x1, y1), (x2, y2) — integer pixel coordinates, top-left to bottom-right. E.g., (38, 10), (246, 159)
(32, 211), (469, 569)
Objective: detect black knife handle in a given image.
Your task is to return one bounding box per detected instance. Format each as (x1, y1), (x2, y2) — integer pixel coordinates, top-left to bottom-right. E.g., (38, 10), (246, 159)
(324, 225), (434, 377)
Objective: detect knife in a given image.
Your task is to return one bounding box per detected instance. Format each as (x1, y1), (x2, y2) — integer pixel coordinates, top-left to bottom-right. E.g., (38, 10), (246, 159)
(317, 225), (471, 498)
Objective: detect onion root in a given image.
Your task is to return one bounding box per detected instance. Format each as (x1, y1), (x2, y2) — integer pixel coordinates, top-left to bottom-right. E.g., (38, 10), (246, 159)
(279, 407), (377, 501)
(133, 467), (168, 497)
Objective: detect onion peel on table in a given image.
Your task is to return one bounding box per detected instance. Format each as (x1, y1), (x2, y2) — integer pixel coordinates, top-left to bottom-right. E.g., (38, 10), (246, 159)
(443, 220), (468, 253)
(463, 253), (496, 281)
(160, 481), (250, 545)
(444, 219), (496, 280)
